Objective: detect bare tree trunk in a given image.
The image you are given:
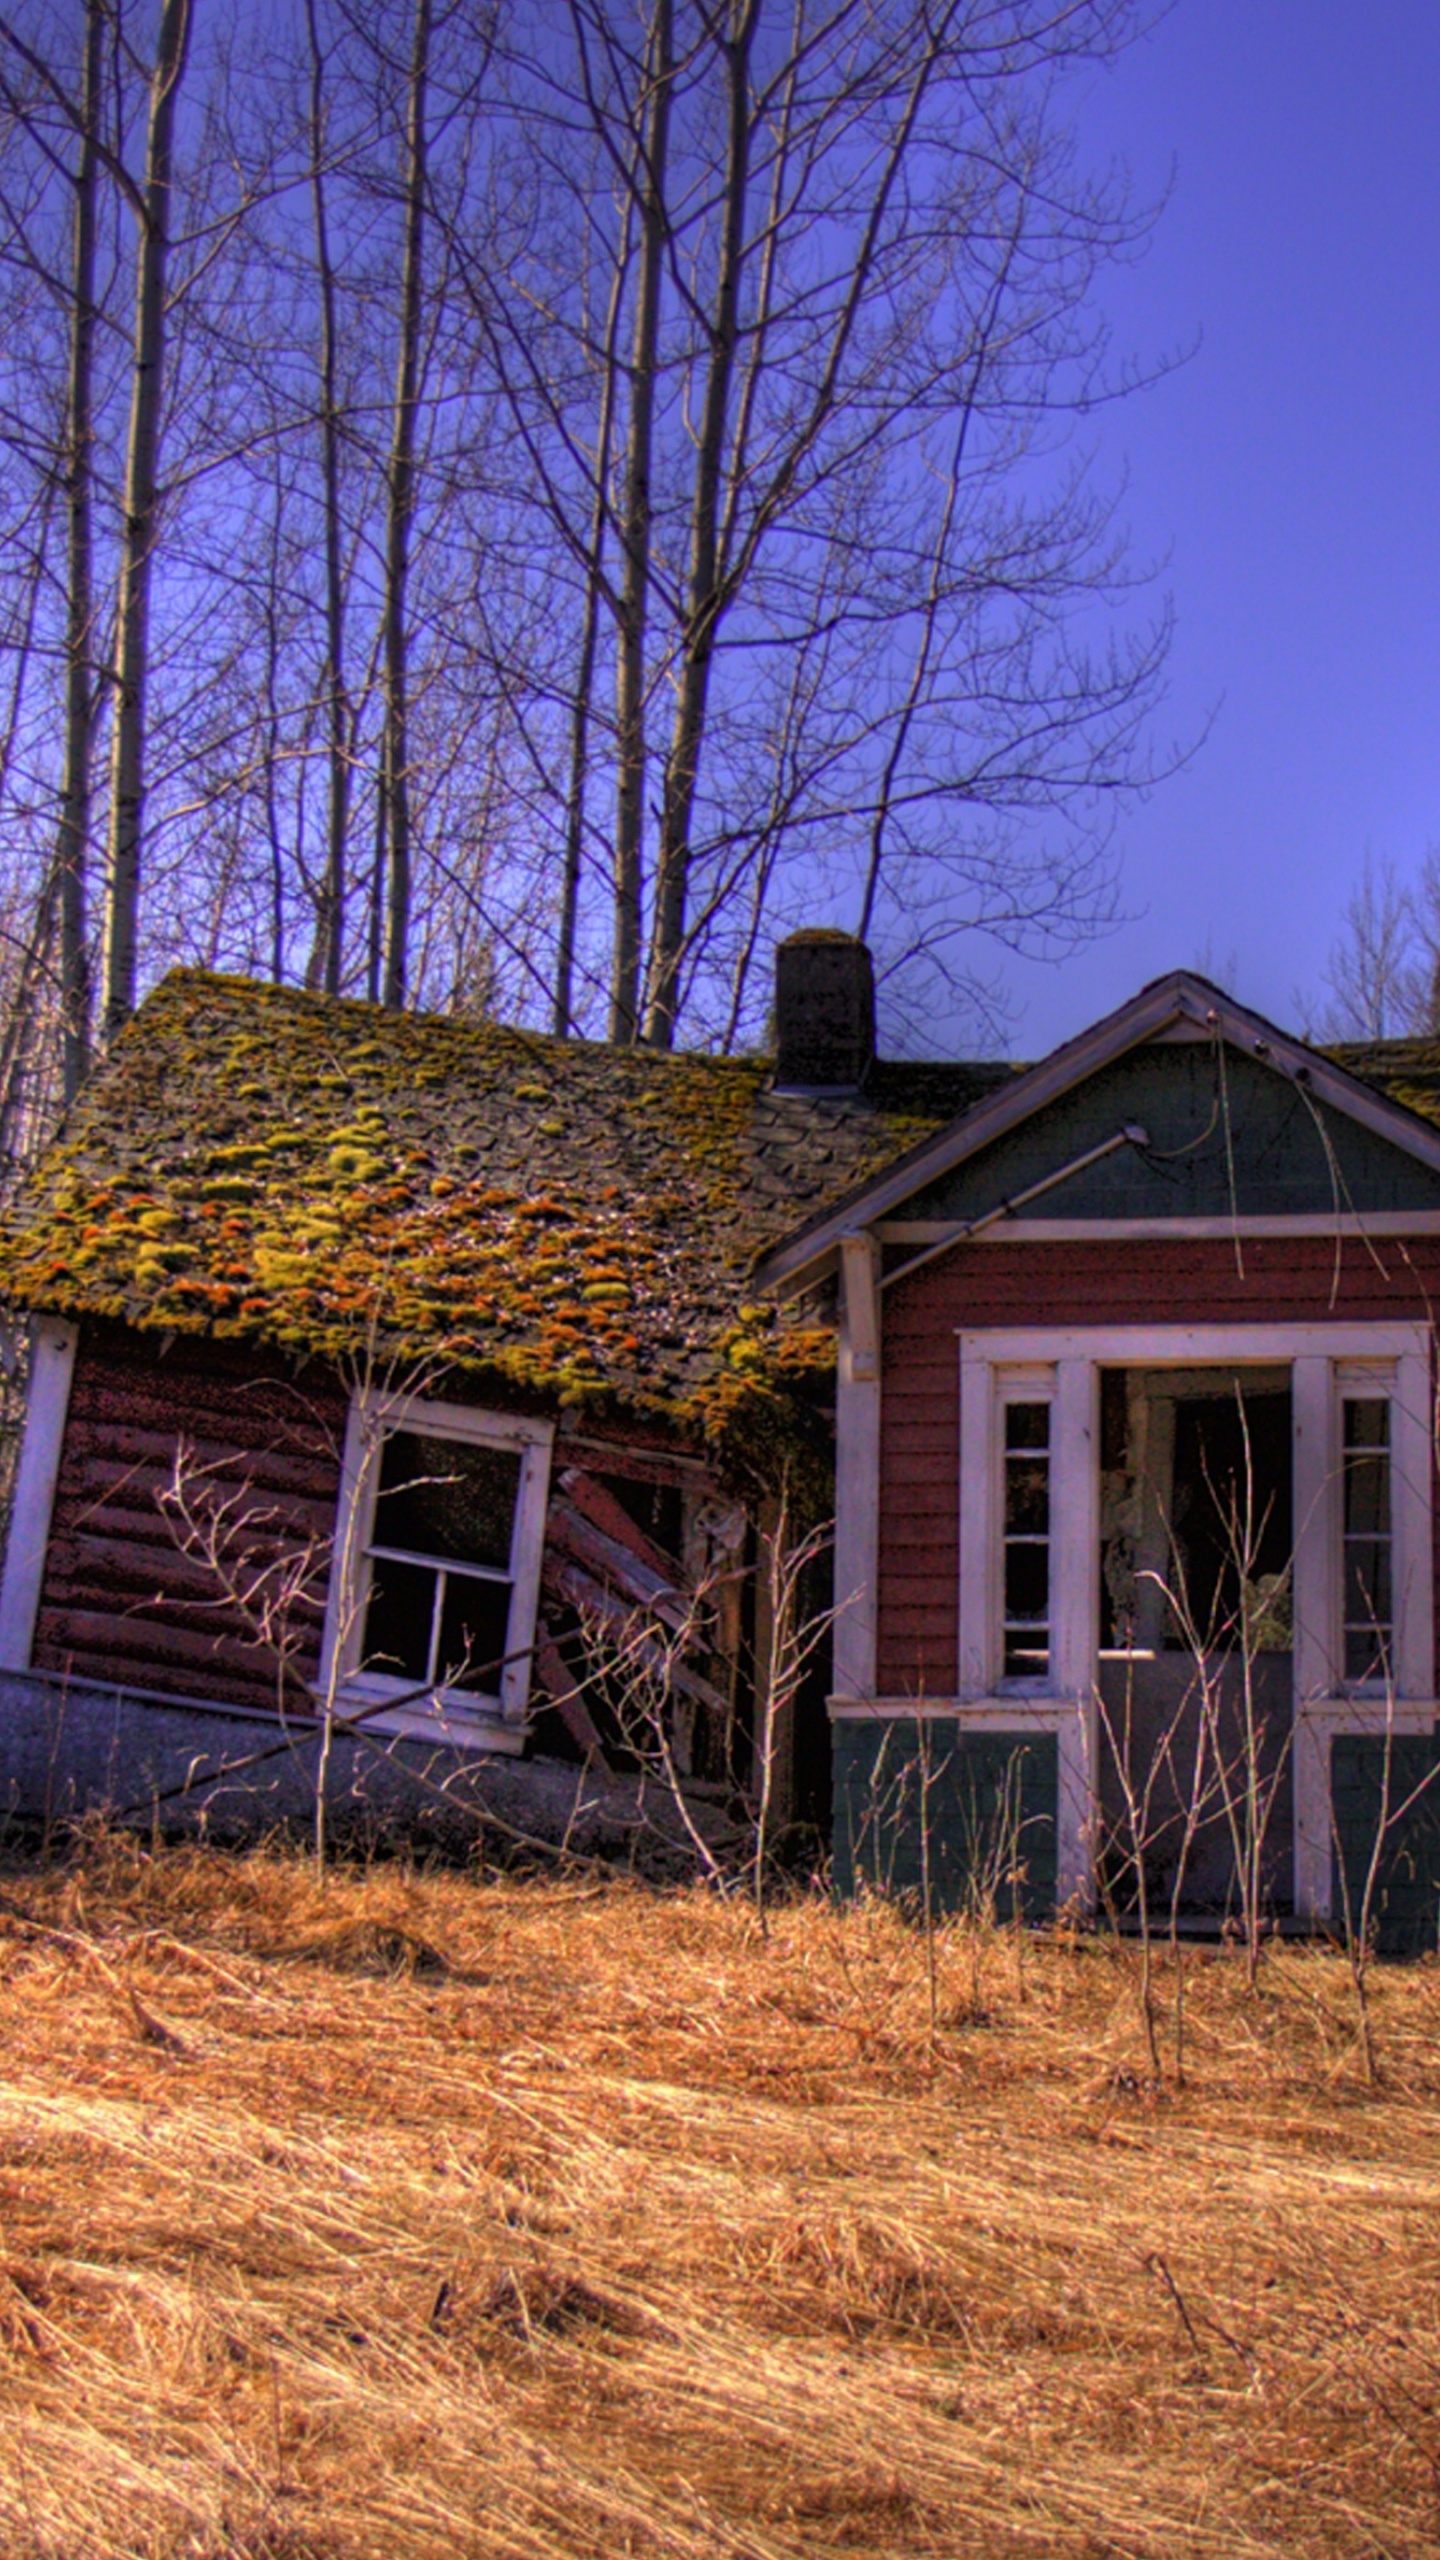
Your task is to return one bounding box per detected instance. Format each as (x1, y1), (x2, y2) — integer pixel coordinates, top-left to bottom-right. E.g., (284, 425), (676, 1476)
(57, 0), (102, 1100)
(553, 198), (633, 1038)
(261, 464), (288, 983)
(608, 0), (671, 1046)
(378, 0), (431, 1012)
(643, 0), (755, 1051)
(367, 773), (386, 1004)
(641, 11), (951, 1044)
(99, 0), (193, 1049)
(0, 473), (60, 1169)
(0, 865), (58, 1178)
(856, 208), (1023, 944)
(303, 0), (351, 999)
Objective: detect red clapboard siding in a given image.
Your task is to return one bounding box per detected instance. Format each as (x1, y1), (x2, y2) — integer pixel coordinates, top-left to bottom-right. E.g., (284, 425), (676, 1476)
(876, 1232), (1440, 1698)
(32, 1321), (348, 1713)
(29, 1323), (724, 1738)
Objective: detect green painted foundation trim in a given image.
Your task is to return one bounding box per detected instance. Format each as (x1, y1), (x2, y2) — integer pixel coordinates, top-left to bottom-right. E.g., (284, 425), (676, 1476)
(832, 1719), (1058, 1919)
(1332, 1729), (1440, 1956)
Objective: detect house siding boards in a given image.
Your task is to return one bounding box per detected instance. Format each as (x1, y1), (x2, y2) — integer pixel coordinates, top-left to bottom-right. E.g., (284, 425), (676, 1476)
(33, 1321), (346, 1713)
(876, 1234), (1440, 1699)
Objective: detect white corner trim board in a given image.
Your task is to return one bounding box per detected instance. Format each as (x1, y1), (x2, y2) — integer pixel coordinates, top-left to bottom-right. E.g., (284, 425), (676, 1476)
(833, 1234), (881, 1701)
(0, 1318), (78, 1671)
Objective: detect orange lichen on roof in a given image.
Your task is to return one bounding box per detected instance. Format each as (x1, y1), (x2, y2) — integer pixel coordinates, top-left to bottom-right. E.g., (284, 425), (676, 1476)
(0, 972), (999, 1479)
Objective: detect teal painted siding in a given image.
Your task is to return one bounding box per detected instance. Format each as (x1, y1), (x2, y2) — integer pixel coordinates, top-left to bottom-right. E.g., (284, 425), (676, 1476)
(1332, 1730), (1440, 1955)
(907, 1042), (1440, 1225)
(832, 1720), (1057, 1918)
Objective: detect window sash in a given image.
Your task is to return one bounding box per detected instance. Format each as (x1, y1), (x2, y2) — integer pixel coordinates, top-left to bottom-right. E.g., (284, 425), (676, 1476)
(323, 1394), (553, 1727)
(363, 1552), (518, 1694)
(996, 1373), (1057, 1692)
(1000, 1394), (1052, 1681)
(367, 1540), (512, 1584)
(1340, 1381), (1395, 1691)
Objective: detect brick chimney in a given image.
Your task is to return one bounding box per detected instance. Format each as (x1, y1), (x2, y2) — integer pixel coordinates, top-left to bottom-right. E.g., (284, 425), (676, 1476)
(774, 930), (875, 1091)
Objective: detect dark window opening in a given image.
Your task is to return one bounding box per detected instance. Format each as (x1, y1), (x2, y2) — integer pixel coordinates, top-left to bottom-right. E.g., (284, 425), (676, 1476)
(364, 1427), (521, 1699)
(1099, 1370), (1292, 1658)
(594, 1471), (685, 1566)
(1342, 1396), (1392, 1684)
(1002, 1398), (1051, 1679)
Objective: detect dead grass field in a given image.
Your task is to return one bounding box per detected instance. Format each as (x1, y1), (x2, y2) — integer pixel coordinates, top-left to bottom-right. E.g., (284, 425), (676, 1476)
(0, 1838), (1438, 2559)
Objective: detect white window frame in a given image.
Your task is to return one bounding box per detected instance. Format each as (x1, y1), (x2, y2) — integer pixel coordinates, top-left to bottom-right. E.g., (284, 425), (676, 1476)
(0, 1317), (78, 1670)
(318, 1392), (554, 1750)
(960, 1343), (1099, 1705)
(1334, 1360), (1400, 1695)
(958, 1323), (1437, 1919)
(994, 1365), (1058, 1694)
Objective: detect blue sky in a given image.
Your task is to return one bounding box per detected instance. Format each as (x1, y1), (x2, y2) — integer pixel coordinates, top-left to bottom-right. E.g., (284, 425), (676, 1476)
(997, 0), (1440, 1055)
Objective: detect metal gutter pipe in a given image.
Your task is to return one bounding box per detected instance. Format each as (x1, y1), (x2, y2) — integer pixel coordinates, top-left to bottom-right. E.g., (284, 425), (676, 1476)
(876, 1123), (1151, 1293)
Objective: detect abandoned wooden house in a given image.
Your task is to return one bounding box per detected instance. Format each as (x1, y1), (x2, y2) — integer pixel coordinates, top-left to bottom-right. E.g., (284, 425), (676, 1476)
(755, 963), (1440, 1939)
(0, 932), (1004, 1861)
(2, 937), (1440, 1930)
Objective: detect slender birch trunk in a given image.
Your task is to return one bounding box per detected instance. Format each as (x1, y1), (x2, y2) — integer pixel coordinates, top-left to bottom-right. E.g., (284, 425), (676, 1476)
(0, 505), (63, 1173)
(608, 0), (672, 1046)
(553, 198), (633, 1038)
(856, 207), (1024, 946)
(642, 0), (755, 1050)
(261, 477), (288, 983)
(0, 871), (58, 1177)
(643, 12), (951, 1044)
(57, 0), (102, 1099)
(99, 0), (193, 1049)
(304, 0), (351, 998)
(366, 778), (386, 1004)
(378, 0), (431, 1012)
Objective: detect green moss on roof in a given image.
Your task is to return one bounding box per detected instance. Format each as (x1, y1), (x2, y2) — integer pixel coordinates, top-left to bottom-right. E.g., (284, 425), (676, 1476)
(1326, 1041), (1440, 1131)
(0, 971), (999, 1482)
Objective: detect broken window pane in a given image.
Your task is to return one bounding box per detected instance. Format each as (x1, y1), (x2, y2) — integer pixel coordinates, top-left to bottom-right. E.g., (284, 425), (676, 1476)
(373, 1429), (520, 1569)
(1097, 1370), (1292, 1657)
(364, 1426), (522, 1701)
(436, 1572), (512, 1693)
(364, 1555), (436, 1682)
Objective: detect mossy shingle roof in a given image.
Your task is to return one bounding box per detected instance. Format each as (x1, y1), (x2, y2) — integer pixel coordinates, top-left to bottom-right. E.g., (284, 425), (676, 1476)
(0, 971), (1010, 1457)
(1325, 1041), (1440, 1132)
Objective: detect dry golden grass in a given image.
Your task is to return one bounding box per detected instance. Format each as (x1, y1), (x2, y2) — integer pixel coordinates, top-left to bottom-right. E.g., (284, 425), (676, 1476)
(0, 1838), (1438, 2558)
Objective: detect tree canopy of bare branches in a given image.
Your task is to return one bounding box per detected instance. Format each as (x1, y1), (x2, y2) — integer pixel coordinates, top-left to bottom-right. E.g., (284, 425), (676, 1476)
(0, 0), (1170, 1161)
(1307, 849), (1440, 1043)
